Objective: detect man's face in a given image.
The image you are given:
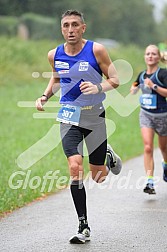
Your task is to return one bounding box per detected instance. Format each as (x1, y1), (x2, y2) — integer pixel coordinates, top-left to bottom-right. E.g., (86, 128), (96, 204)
(61, 15), (86, 44)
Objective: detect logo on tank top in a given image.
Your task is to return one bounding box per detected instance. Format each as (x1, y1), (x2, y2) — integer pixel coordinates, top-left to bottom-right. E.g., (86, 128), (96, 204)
(58, 70), (69, 74)
(78, 61), (89, 71)
(55, 61), (69, 69)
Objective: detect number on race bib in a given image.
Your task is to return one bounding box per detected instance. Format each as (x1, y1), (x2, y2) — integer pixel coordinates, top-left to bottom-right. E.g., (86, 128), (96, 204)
(57, 104), (81, 126)
(140, 94), (157, 109)
(142, 98), (152, 105)
(62, 110), (74, 118)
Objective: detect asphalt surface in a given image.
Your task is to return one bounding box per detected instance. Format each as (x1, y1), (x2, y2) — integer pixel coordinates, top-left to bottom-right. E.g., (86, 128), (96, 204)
(0, 148), (167, 252)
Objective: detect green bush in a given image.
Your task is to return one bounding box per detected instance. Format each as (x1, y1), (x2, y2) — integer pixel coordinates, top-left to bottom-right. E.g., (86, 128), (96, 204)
(0, 16), (19, 36)
(20, 13), (60, 40)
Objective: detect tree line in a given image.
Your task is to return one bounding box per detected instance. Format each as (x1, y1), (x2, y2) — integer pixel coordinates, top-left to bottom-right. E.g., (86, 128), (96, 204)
(0, 0), (167, 46)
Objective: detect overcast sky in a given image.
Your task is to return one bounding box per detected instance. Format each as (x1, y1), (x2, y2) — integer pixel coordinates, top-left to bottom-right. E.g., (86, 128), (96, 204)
(150, 0), (167, 21)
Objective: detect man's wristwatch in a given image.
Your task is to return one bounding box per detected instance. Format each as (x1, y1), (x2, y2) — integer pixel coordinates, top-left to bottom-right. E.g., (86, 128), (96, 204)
(41, 94), (49, 100)
(152, 84), (158, 90)
(97, 84), (103, 93)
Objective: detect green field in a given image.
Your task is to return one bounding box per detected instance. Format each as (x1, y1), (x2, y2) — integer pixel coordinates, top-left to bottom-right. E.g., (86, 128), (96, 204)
(0, 37), (148, 216)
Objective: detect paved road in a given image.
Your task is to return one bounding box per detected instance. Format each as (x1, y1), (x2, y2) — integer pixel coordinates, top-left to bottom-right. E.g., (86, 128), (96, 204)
(0, 149), (167, 252)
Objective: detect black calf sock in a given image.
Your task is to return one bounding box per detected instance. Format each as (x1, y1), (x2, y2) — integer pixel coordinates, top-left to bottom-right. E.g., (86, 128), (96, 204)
(70, 180), (87, 224)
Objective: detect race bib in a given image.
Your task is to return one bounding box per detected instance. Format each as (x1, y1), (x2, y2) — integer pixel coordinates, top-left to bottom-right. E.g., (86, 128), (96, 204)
(57, 104), (81, 126)
(140, 94), (157, 109)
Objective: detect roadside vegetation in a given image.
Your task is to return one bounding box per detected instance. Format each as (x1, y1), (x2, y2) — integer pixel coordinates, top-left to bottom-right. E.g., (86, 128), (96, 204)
(0, 36), (158, 216)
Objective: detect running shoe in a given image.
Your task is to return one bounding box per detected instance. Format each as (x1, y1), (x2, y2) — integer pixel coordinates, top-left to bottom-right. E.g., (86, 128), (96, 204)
(162, 161), (167, 182)
(143, 183), (156, 194)
(69, 225), (91, 244)
(106, 144), (122, 175)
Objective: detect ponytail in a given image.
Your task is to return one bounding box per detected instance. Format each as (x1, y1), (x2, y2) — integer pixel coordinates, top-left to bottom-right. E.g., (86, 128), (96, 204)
(160, 51), (167, 64)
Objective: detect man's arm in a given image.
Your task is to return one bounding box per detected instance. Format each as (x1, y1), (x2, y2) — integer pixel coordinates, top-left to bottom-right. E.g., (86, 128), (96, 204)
(36, 49), (60, 111)
(80, 42), (119, 95)
(94, 42), (119, 90)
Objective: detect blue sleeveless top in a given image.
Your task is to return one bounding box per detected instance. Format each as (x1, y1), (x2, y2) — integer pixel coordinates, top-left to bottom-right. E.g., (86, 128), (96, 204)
(139, 68), (167, 113)
(54, 40), (105, 106)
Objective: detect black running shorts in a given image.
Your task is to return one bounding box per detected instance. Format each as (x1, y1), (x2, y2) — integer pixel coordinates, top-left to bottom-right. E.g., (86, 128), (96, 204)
(60, 103), (107, 165)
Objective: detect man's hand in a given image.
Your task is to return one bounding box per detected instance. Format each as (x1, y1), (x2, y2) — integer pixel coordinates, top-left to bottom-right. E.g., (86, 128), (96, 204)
(80, 81), (99, 95)
(35, 96), (48, 111)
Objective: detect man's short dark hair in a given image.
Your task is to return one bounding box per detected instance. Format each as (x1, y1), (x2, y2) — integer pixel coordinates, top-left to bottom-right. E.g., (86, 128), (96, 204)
(61, 10), (85, 23)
